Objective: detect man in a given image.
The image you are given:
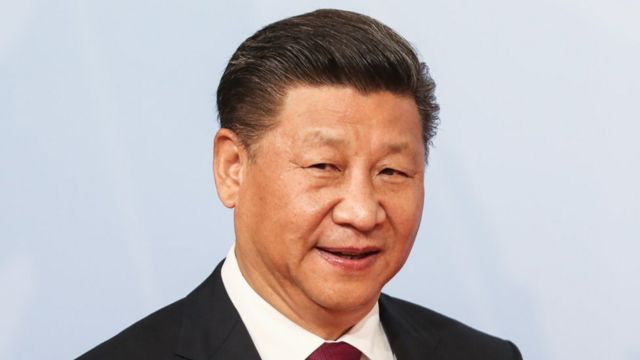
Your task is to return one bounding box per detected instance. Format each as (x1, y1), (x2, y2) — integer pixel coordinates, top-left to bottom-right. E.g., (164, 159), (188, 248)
(78, 9), (522, 360)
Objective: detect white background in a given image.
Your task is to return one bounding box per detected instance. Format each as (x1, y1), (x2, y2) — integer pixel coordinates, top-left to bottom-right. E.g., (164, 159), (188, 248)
(1, 1), (639, 359)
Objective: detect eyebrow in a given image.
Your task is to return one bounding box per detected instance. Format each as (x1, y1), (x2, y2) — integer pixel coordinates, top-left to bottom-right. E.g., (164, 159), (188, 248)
(385, 142), (410, 154)
(301, 131), (347, 148)
(300, 130), (412, 155)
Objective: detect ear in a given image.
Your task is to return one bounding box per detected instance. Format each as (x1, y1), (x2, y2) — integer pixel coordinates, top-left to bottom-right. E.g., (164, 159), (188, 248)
(213, 128), (247, 208)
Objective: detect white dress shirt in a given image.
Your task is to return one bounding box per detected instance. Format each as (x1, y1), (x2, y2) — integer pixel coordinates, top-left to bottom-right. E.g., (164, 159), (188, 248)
(221, 245), (395, 360)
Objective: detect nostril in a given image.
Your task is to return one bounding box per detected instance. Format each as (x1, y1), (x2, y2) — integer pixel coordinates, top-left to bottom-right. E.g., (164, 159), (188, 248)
(331, 199), (382, 231)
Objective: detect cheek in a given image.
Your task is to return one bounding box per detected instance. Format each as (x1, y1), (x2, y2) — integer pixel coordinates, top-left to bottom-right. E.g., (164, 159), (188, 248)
(288, 177), (340, 218)
(386, 187), (424, 232)
(264, 179), (339, 253)
(293, 191), (334, 215)
(285, 190), (337, 247)
(382, 188), (424, 263)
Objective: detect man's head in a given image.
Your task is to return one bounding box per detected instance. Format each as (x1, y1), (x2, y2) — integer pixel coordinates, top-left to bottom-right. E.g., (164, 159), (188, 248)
(216, 8), (438, 156)
(213, 9), (438, 339)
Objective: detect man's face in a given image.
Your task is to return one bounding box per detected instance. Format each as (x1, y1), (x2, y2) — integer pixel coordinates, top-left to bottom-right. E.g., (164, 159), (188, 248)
(232, 85), (425, 318)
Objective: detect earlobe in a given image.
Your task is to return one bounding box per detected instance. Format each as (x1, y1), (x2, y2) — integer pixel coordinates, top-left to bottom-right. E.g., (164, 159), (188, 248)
(213, 128), (245, 208)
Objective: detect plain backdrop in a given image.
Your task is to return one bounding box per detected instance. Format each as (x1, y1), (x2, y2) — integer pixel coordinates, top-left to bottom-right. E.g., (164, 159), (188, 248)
(1, 1), (639, 359)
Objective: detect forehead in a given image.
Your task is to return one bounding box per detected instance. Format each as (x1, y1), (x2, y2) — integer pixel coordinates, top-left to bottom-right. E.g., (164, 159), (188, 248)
(279, 85), (416, 119)
(269, 85), (424, 149)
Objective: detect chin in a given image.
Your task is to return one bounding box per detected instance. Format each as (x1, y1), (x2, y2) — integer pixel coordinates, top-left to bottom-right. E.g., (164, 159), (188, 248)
(310, 285), (381, 314)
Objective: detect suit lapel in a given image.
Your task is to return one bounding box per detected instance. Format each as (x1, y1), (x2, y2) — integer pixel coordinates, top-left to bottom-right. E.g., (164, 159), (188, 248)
(175, 260), (261, 360)
(379, 294), (439, 360)
(174, 263), (440, 360)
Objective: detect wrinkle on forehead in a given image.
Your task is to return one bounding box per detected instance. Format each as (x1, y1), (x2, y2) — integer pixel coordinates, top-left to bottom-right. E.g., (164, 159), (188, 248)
(296, 129), (415, 159)
(268, 85), (423, 160)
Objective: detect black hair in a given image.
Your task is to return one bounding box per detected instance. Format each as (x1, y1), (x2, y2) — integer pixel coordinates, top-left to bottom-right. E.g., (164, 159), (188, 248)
(216, 9), (439, 157)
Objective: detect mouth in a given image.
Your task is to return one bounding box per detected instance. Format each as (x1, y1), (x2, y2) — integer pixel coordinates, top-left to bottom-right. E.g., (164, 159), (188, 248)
(317, 247), (380, 259)
(315, 246), (381, 270)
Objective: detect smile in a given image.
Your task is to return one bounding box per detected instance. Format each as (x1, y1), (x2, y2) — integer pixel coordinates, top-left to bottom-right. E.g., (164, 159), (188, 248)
(315, 246), (381, 270)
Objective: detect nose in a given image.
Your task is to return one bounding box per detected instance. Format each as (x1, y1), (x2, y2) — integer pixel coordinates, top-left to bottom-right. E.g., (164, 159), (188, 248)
(331, 173), (386, 232)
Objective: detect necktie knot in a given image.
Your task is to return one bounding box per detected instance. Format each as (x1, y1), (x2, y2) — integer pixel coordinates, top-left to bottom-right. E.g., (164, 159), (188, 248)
(307, 341), (362, 360)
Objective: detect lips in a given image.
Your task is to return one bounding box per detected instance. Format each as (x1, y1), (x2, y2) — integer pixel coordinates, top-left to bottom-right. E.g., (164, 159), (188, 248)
(317, 247), (379, 258)
(316, 246), (381, 270)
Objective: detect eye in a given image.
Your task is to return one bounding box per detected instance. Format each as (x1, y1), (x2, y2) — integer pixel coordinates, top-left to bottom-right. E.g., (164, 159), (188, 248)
(308, 163), (340, 171)
(310, 163), (329, 170)
(379, 168), (408, 177)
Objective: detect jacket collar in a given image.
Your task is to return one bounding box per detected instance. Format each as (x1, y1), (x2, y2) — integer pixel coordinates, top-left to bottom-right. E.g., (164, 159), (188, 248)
(175, 260), (261, 360)
(174, 260), (438, 360)
(379, 293), (439, 360)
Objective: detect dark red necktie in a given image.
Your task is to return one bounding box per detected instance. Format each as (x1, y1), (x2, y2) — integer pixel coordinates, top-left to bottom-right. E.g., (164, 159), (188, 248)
(307, 341), (362, 360)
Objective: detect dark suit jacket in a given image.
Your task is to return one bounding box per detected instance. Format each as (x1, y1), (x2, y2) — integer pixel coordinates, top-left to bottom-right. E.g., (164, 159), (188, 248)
(77, 261), (522, 360)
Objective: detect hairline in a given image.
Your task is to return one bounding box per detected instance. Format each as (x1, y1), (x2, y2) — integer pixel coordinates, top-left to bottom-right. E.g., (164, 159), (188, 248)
(240, 83), (426, 162)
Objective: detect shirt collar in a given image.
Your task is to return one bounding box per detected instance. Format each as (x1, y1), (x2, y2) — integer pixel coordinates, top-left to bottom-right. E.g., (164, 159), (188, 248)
(221, 244), (394, 360)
